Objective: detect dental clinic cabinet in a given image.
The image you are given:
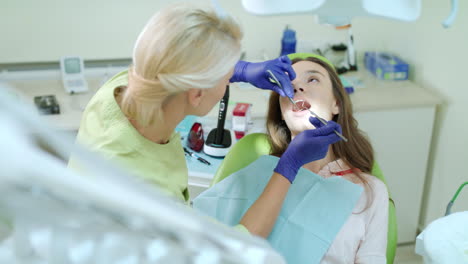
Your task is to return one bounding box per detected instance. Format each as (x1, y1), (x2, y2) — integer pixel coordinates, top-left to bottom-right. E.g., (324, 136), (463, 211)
(6, 70), (441, 244)
(348, 72), (441, 244)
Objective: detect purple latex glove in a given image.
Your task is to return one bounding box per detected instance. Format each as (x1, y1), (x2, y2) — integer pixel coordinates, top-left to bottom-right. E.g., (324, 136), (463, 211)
(230, 56), (296, 97)
(274, 117), (343, 183)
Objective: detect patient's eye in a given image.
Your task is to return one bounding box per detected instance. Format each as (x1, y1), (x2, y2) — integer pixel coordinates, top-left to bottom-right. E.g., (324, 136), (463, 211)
(308, 78), (318, 83)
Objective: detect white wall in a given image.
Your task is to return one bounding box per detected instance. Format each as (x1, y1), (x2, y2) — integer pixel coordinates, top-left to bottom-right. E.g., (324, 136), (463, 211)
(0, 0), (346, 63)
(352, 0), (468, 228)
(1, 0), (169, 63)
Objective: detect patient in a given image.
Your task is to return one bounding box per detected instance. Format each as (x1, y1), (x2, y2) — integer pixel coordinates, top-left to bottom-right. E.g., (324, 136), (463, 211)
(194, 53), (389, 264)
(267, 54), (389, 263)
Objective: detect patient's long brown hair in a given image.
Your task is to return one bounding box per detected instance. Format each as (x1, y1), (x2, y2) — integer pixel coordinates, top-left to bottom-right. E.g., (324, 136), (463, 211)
(267, 57), (374, 182)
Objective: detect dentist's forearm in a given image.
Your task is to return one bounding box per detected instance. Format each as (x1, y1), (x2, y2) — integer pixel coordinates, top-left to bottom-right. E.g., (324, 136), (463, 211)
(240, 172), (291, 238)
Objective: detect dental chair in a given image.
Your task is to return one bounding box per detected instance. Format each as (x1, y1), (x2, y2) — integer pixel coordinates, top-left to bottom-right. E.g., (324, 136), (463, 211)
(211, 133), (398, 264)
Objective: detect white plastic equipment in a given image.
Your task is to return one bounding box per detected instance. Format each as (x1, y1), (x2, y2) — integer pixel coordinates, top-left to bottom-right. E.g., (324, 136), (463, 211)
(415, 183), (468, 263)
(241, 0), (421, 26)
(60, 56), (88, 94)
(0, 87), (285, 264)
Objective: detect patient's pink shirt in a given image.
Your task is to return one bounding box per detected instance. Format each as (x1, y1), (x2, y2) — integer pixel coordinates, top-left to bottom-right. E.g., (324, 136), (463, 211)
(317, 159), (389, 264)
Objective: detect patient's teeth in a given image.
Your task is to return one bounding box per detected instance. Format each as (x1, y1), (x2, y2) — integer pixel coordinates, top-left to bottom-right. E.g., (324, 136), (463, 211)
(292, 100), (311, 112)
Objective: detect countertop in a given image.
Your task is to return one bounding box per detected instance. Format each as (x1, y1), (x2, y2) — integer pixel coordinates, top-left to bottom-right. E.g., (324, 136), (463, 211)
(4, 69), (443, 131)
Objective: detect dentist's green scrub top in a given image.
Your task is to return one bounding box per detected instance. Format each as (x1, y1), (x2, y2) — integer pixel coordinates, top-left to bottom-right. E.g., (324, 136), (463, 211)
(69, 71), (189, 203)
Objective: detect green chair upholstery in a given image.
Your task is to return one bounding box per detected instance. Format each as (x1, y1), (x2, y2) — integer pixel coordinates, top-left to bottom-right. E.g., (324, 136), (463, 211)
(211, 133), (398, 263)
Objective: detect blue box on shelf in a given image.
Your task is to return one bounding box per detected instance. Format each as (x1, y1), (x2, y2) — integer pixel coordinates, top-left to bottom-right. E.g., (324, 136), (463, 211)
(364, 52), (409, 80)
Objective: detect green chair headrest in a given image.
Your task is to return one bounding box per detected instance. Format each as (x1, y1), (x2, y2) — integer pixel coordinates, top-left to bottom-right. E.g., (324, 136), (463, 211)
(287, 53), (335, 70)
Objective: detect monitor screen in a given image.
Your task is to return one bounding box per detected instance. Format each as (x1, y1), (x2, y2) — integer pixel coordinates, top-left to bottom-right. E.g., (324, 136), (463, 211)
(64, 58), (82, 74)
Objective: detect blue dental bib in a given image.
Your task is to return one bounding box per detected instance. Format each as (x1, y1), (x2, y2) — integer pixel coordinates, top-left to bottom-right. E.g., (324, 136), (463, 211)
(193, 155), (363, 264)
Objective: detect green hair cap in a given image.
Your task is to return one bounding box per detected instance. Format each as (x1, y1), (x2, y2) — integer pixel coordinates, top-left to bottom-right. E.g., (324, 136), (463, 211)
(287, 53), (335, 70)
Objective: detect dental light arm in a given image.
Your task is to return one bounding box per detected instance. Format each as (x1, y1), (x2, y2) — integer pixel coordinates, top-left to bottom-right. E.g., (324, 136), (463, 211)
(442, 0), (459, 28)
(241, 0), (421, 26)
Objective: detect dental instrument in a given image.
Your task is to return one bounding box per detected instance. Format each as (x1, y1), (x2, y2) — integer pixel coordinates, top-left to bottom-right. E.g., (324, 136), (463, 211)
(204, 85), (232, 158)
(267, 70), (348, 142)
(444, 181), (468, 215)
(184, 147), (211, 166)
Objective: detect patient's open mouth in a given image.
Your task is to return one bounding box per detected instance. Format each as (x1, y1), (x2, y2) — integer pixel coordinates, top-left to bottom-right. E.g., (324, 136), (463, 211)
(292, 100), (311, 112)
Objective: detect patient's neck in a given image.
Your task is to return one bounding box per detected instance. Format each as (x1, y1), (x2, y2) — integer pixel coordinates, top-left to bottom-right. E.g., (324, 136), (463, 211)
(302, 146), (335, 174)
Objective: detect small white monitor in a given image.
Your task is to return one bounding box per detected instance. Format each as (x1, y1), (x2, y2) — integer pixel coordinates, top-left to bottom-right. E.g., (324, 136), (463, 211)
(60, 56), (88, 94)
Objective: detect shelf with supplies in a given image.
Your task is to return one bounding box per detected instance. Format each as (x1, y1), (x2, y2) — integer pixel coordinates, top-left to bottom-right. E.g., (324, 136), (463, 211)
(2, 69), (441, 130)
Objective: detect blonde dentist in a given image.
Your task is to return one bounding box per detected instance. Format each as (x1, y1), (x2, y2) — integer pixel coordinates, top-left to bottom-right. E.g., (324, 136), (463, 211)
(70, 3), (342, 236)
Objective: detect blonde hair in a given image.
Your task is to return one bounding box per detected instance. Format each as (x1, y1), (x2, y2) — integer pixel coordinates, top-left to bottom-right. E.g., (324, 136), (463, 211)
(121, 3), (243, 126)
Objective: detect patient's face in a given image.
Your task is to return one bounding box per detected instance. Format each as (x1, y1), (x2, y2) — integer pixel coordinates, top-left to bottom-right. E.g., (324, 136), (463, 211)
(279, 60), (339, 137)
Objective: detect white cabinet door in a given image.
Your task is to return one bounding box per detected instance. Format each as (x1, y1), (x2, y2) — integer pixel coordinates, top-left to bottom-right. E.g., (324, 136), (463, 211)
(355, 106), (436, 243)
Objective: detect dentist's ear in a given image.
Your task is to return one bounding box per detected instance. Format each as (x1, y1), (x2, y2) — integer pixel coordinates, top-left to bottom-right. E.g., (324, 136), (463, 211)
(187, 88), (204, 108)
